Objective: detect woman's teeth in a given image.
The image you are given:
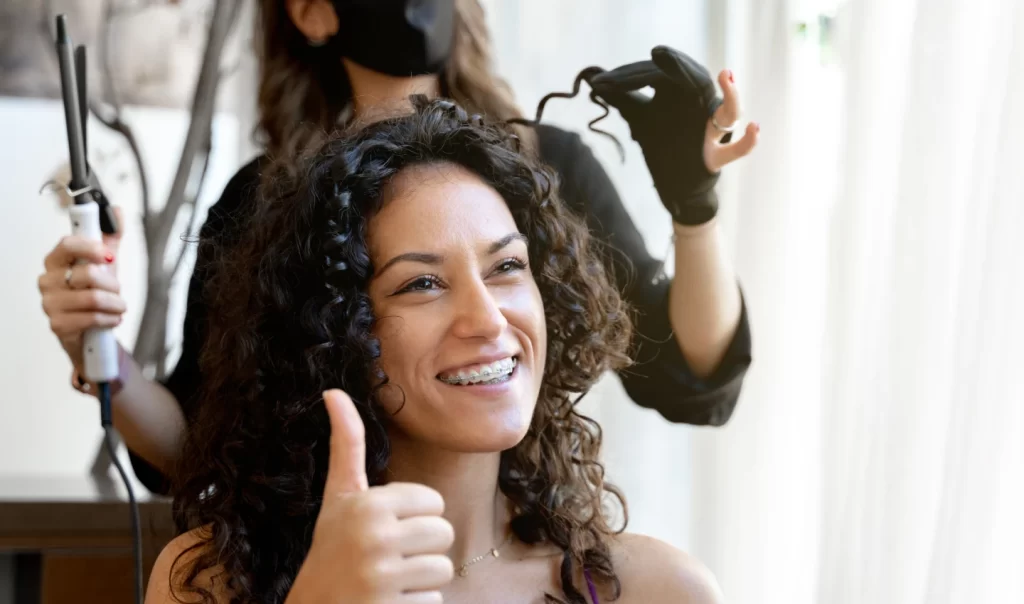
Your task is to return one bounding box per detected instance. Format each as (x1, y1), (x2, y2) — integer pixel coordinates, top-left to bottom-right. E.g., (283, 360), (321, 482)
(438, 357), (516, 386)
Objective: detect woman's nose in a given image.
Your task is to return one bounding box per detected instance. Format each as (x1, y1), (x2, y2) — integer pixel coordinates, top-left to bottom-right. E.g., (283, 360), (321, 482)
(450, 279), (508, 340)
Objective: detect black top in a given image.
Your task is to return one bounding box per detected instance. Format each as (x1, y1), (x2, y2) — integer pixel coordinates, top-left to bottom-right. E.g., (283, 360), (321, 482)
(130, 124), (752, 493)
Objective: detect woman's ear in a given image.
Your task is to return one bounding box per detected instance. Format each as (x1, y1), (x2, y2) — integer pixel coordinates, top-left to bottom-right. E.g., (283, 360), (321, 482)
(285, 0), (340, 44)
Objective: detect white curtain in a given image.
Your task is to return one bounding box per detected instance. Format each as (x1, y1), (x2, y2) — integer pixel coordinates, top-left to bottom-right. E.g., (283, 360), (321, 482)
(692, 0), (1024, 602)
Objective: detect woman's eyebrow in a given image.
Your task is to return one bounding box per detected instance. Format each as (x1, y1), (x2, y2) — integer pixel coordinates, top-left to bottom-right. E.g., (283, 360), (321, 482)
(487, 232), (528, 254)
(376, 252), (444, 278)
(376, 233), (528, 278)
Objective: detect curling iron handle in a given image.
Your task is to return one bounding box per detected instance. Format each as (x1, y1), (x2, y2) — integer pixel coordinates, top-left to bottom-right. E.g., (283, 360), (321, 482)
(69, 203), (120, 383)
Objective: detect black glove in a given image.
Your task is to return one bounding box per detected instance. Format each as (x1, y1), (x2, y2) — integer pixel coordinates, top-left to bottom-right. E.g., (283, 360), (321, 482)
(589, 46), (726, 226)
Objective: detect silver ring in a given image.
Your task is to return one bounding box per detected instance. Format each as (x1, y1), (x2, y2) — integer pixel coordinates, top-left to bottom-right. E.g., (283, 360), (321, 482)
(64, 267), (74, 289)
(711, 114), (737, 133)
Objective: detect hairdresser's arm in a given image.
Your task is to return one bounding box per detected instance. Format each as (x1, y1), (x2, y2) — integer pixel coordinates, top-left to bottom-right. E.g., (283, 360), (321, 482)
(668, 66), (758, 377)
(542, 125), (751, 425)
(104, 346), (186, 475)
(669, 219), (743, 376)
(71, 295), (194, 486)
(70, 346), (185, 476)
(113, 266), (202, 494)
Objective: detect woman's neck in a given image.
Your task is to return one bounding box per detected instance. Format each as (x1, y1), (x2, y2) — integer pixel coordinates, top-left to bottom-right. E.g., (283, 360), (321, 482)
(342, 58), (442, 123)
(386, 432), (511, 564)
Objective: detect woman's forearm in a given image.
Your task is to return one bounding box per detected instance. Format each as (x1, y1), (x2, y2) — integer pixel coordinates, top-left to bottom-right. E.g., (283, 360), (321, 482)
(109, 345), (187, 475)
(668, 218), (743, 378)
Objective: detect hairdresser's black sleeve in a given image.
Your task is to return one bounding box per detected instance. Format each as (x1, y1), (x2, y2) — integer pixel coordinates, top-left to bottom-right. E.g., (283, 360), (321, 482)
(534, 125), (750, 425)
(126, 157), (265, 494)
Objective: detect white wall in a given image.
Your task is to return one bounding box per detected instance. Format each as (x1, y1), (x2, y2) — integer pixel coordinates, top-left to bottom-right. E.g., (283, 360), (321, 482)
(481, 0), (710, 552)
(0, 97), (239, 477)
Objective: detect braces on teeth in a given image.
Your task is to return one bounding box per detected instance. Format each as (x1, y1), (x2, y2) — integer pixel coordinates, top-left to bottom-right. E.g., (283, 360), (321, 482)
(439, 358), (516, 385)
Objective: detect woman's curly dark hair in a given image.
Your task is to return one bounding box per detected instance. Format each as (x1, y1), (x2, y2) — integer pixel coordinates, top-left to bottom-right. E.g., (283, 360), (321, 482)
(171, 96), (634, 604)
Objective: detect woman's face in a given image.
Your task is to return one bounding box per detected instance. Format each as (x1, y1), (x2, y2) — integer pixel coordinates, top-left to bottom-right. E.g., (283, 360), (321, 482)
(367, 162), (546, 452)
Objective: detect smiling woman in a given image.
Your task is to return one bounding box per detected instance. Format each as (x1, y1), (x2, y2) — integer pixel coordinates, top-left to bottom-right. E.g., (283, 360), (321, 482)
(366, 161), (548, 453)
(151, 96), (724, 604)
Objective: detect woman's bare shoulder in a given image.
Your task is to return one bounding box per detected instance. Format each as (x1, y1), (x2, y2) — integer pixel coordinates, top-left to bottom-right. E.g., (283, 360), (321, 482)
(609, 532), (725, 604)
(145, 525), (232, 604)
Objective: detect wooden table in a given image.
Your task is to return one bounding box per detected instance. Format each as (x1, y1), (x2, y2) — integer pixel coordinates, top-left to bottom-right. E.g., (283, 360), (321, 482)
(0, 475), (174, 604)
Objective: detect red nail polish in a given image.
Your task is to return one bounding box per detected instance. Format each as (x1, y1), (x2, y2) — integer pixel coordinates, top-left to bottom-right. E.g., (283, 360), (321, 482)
(728, 70), (735, 83)
(105, 253), (115, 263)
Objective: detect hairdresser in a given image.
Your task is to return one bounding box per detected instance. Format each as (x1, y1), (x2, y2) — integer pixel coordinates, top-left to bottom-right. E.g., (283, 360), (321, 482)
(36, 0), (758, 494)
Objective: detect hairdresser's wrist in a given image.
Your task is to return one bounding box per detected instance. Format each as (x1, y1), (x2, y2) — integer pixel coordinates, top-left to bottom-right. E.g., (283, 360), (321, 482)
(672, 215), (719, 239)
(70, 344), (129, 398)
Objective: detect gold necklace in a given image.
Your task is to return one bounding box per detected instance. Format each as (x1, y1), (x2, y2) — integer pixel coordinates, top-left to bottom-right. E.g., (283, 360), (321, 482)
(455, 532), (514, 577)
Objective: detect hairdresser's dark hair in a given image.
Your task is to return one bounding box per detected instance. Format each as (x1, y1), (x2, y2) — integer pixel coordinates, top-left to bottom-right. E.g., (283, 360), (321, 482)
(256, 0), (531, 164)
(171, 96), (634, 604)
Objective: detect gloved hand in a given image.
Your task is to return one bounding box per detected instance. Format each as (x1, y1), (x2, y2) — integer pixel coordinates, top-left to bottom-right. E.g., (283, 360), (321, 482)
(589, 46), (759, 226)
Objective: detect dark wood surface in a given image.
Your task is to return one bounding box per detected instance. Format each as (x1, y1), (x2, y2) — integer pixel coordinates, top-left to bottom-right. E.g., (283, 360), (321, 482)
(0, 475), (173, 543)
(0, 475), (175, 604)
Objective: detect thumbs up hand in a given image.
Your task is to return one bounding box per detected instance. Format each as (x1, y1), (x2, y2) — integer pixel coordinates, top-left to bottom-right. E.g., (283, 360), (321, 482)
(287, 390), (455, 603)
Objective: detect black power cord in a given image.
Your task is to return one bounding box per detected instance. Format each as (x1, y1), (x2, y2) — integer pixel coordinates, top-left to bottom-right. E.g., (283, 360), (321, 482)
(98, 382), (144, 604)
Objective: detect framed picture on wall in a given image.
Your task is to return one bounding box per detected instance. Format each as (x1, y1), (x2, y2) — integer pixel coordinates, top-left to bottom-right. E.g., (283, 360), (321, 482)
(0, 0), (214, 109)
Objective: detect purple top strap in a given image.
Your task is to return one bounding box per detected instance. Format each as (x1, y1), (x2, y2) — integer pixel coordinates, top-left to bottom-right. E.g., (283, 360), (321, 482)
(583, 568), (600, 604)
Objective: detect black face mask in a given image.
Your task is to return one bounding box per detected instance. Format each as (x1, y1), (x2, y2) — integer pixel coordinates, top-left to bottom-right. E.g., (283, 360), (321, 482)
(330, 0), (456, 77)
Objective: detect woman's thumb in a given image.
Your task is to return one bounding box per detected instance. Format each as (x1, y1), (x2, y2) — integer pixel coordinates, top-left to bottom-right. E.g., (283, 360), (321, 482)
(322, 389), (369, 495)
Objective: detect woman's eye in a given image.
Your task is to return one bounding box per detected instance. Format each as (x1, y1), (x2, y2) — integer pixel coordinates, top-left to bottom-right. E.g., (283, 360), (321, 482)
(399, 276), (441, 293)
(495, 258), (528, 274)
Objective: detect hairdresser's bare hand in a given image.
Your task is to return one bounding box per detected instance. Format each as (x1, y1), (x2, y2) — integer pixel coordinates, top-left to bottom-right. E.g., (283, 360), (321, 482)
(38, 206), (125, 372)
(703, 69), (759, 173)
(288, 389), (454, 604)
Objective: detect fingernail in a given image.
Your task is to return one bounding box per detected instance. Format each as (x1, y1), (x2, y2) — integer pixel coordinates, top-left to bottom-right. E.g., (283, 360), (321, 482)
(105, 252), (115, 263)
(753, 122), (761, 133)
(728, 70), (735, 83)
